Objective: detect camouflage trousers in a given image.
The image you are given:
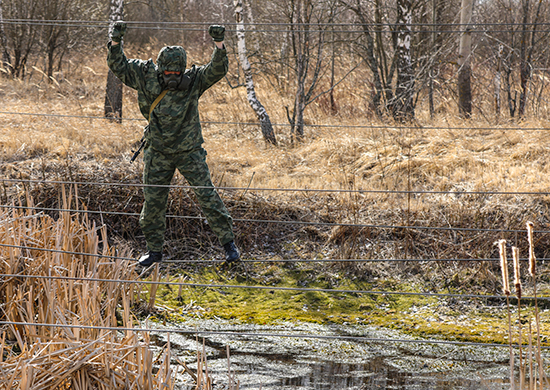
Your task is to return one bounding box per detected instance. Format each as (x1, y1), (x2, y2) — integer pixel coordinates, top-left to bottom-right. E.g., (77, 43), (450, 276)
(139, 145), (234, 252)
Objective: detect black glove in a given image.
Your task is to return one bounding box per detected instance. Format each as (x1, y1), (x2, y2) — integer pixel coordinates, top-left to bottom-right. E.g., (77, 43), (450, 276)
(110, 21), (127, 43)
(208, 25), (225, 42)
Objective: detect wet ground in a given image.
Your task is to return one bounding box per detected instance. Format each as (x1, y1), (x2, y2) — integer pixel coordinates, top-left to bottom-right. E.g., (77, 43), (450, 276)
(147, 319), (513, 390)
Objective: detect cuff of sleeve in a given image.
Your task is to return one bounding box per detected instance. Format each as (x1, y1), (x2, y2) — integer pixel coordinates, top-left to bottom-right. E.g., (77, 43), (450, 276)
(213, 46), (227, 59)
(108, 41), (122, 51)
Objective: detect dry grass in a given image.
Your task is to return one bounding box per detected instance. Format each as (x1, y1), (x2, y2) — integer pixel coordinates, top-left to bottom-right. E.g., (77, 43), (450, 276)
(0, 186), (238, 388)
(2, 47), (550, 195)
(0, 46), (549, 388)
(1, 46), (550, 283)
(0, 186), (178, 388)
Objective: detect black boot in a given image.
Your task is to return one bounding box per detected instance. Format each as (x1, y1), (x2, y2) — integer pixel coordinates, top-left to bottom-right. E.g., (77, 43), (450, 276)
(223, 241), (240, 263)
(138, 251), (163, 267)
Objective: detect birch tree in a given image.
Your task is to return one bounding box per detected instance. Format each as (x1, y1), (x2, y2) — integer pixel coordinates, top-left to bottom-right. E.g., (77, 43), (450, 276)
(394, 0), (415, 120)
(234, 0), (277, 145)
(104, 0), (124, 121)
(342, 0), (417, 120)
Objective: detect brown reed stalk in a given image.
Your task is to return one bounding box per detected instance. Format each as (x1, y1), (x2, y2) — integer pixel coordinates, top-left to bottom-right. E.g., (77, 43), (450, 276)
(148, 263), (161, 312)
(0, 331), (5, 363)
(526, 221), (548, 389)
(0, 189), (176, 389)
(498, 239), (515, 390)
(191, 336), (215, 390)
(203, 337), (212, 390)
(499, 240), (511, 296)
(512, 246), (524, 389)
(178, 275), (184, 300)
(528, 322), (534, 390)
(174, 355), (197, 382)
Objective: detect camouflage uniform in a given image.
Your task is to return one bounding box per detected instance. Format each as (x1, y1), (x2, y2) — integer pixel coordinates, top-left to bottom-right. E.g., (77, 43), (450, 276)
(107, 43), (234, 253)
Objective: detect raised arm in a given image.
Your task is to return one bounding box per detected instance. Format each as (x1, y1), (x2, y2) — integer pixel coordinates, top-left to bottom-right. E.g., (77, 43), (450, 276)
(194, 25), (229, 95)
(107, 21), (147, 91)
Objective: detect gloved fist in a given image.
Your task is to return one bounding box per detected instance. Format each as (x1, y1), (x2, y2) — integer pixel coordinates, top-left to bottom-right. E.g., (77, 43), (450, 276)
(110, 21), (127, 43)
(208, 25), (225, 42)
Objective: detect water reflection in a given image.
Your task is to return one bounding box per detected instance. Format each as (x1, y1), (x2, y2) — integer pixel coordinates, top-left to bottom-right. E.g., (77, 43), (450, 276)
(152, 320), (510, 390)
(279, 358), (504, 390)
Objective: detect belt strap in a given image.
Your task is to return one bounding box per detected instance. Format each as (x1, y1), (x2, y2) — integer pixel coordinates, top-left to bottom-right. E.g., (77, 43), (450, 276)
(148, 90), (168, 122)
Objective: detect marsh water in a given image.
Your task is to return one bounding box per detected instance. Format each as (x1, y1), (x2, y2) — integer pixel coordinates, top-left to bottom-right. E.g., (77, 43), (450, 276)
(149, 319), (512, 389)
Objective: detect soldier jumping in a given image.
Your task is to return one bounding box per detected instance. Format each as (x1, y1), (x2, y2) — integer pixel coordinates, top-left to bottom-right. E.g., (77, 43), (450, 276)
(107, 21), (240, 267)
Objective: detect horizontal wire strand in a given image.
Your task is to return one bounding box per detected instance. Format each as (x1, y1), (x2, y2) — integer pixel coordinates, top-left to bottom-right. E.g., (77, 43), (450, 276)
(0, 239), (543, 264)
(0, 273), (545, 301)
(0, 241), (545, 263)
(5, 18), (550, 28)
(0, 320), (538, 349)
(1, 203), (546, 235)
(4, 177), (550, 197)
(1, 110), (549, 133)
(2, 19), (550, 34)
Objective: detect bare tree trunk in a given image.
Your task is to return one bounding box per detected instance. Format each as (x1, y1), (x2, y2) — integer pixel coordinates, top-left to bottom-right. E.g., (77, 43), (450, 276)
(3, 0), (38, 78)
(394, 0), (415, 121)
(344, 0), (384, 117)
(518, 0), (542, 117)
(495, 45), (503, 119)
(518, 0), (530, 117)
(329, 26), (337, 114)
(505, 58), (517, 118)
(458, 0), (474, 118)
(0, 0), (11, 76)
(46, 30), (61, 80)
(375, 0), (395, 114)
(428, 0), (438, 118)
(234, 0), (277, 145)
(285, 0), (333, 141)
(292, 0), (307, 141)
(104, 0), (124, 121)
(293, 57), (306, 141)
(279, 29), (289, 92)
(244, 0), (260, 54)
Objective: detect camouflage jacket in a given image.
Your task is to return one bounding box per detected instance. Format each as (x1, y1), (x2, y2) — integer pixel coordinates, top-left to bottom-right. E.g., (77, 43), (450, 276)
(107, 43), (228, 154)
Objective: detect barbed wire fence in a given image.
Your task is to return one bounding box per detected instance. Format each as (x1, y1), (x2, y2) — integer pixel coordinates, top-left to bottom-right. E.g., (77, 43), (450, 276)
(0, 18), (550, 386)
(3, 18), (550, 31)
(0, 155), (548, 350)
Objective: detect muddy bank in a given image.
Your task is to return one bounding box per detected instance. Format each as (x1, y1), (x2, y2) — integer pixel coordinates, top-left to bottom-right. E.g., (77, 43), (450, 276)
(147, 319), (512, 390)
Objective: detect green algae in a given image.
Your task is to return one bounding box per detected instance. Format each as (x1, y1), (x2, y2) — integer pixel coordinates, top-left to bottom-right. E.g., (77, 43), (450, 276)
(141, 263), (550, 347)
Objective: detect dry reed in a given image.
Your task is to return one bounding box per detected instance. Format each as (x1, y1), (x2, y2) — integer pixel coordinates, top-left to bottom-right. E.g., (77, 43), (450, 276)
(498, 239), (515, 390)
(512, 246), (524, 388)
(0, 186), (176, 389)
(226, 346), (240, 390)
(499, 226), (550, 390)
(526, 222), (548, 389)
